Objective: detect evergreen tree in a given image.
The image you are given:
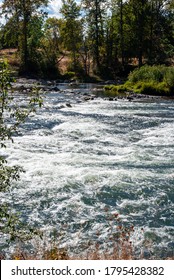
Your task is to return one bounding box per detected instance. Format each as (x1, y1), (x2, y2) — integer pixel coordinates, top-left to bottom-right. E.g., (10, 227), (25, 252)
(60, 0), (83, 72)
(0, 15), (19, 49)
(146, 0), (174, 64)
(82, 0), (107, 72)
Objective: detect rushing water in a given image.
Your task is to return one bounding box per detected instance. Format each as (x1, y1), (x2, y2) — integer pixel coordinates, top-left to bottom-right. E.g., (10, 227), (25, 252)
(1, 81), (174, 258)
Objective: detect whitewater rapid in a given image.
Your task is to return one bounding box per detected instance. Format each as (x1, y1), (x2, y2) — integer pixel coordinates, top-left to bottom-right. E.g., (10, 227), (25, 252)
(1, 82), (174, 258)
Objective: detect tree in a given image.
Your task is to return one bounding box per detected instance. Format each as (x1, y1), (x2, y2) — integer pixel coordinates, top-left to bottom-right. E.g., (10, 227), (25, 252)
(104, 0), (127, 76)
(44, 17), (62, 51)
(126, 0), (149, 67)
(146, 0), (174, 64)
(123, 0), (174, 66)
(60, 0), (83, 72)
(0, 15), (19, 49)
(39, 17), (64, 78)
(116, 0), (125, 67)
(82, 0), (107, 72)
(1, 0), (48, 73)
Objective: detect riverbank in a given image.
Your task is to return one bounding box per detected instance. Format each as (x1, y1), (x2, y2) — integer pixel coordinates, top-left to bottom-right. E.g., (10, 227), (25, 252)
(11, 77), (173, 108)
(1, 49), (174, 100)
(104, 65), (174, 98)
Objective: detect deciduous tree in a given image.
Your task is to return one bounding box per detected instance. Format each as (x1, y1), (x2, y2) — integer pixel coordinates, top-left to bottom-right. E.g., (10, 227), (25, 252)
(1, 0), (48, 73)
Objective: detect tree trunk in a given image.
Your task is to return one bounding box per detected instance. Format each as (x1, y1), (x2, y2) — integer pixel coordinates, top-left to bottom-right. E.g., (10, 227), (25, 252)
(21, 0), (29, 73)
(94, 0), (100, 71)
(120, 0), (124, 67)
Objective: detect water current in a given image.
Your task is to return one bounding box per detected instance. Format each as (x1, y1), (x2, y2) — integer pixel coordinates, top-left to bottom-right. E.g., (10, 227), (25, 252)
(1, 81), (174, 258)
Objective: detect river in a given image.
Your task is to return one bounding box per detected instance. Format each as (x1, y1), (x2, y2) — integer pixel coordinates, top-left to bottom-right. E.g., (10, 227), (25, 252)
(1, 80), (174, 258)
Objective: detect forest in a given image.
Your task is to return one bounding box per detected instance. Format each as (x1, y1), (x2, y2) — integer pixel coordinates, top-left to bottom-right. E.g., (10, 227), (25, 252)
(0, 0), (174, 80)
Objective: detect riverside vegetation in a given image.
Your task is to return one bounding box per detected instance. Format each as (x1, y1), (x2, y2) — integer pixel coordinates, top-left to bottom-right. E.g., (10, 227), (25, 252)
(10, 211), (136, 260)
(0, 1), (174, 79)
(105, 65), (174, 97)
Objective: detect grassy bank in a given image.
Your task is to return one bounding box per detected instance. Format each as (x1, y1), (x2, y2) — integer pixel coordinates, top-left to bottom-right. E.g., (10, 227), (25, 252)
(105, 65), (174, 97)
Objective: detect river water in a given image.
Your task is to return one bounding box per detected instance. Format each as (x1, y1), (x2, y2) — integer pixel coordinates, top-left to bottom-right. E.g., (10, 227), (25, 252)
(1, 81), (174, 258)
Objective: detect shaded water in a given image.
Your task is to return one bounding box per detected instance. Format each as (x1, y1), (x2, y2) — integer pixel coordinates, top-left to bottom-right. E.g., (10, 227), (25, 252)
(1, 82), (174, 258)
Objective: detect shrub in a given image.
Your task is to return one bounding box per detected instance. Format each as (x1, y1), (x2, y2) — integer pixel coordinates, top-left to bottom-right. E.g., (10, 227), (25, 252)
(105, 65), (174, 96)
(128, 65), (166, 84)
(8, 212), (135, 260)
(156, 82), (170, 95)
(130, 81), (170, 96)
(137, 82), (161, 95)
(63, 71), (76, 80)
(164, 67), (174, 89)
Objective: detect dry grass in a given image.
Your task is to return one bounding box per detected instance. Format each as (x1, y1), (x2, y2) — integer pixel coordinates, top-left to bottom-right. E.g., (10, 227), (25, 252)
(0, 48), (20, 73)
(58, 55), (71, 74)
(0, 48), (19, 63)
(8, 212), (136, 260)
(1, 210), (174, 260)
(11, 242), (133, 260)
(0, 48), (70, 74)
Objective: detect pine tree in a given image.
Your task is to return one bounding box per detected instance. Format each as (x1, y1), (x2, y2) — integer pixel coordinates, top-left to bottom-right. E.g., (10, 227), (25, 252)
(82, 0), (107, 72)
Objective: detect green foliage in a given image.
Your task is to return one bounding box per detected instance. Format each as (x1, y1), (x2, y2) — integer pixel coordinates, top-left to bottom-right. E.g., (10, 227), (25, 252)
(1, 0), (49, 74)
(82, 0), (107, 71)
(105, 65), (174, 96)
(134, 81), (170, 95)
(164, 67), (174, 89)
(128, 65), (174, 90)
(60, 0), (83, 72)
(0, 16), (19, 48)
(37, 17), (63, 78)
(23, 15), (45, 73)
(0, 0), (174, 78)
(63, 71), (76, 79)
(43, 17), (62, 52)
(128, 65), (166, 83)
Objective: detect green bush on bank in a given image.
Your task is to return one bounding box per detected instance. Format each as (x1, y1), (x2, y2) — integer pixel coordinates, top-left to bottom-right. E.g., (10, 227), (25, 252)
(105, 65), (174, 96)
(128, 65), (166, 83)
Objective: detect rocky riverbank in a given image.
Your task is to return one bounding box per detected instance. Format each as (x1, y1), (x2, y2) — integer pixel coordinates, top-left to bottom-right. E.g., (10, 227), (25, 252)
(11, 78), (173, 109)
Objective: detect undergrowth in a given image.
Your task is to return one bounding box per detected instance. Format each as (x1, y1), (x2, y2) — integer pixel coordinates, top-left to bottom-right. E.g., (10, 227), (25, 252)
(105, 65), (174, 96)
(8, 210), (173, 260)
(1, 212), (138, 260)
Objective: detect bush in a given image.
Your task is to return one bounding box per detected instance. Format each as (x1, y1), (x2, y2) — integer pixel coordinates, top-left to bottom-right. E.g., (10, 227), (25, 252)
(136, 81), (169, 95)
(105, 65), (174, 96)
(104, 82), (132, 95)
(63, 71), (76, 80)
(128, 65), (167, 84)
(164, 67), (174, 89)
